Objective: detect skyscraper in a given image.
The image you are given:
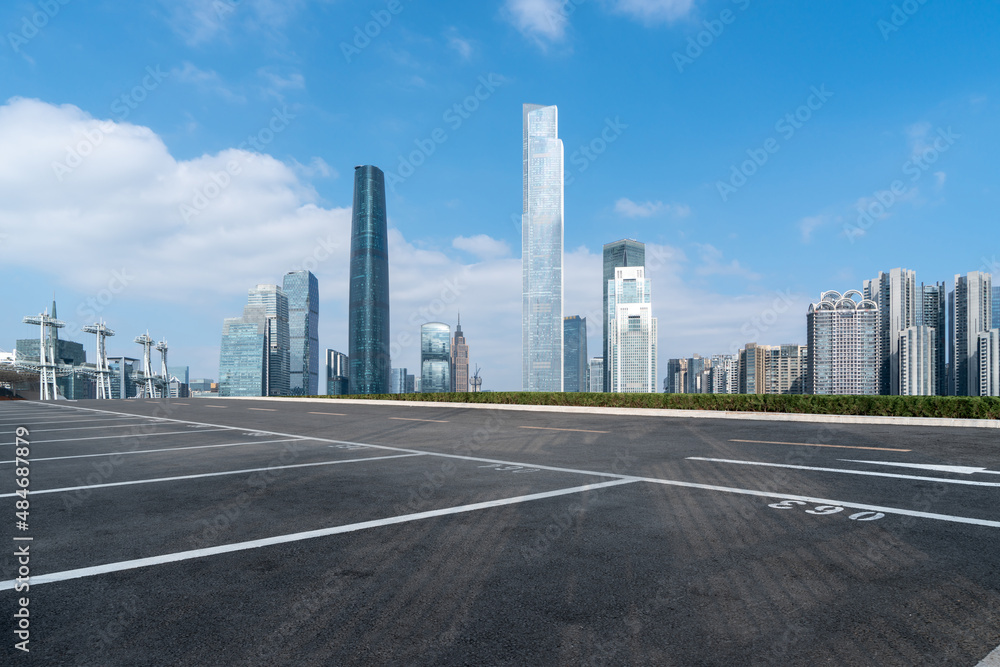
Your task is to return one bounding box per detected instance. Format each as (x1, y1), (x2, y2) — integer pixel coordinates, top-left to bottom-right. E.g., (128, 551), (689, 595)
(522, 103), (564, 392)
(978, 329), (1000, 396)
(421, 323), (451, 393)
(563, 315), (588, 392)
(588, 357), (604, 392)
(219, 285), (290, 397)
(917, 281), (947, 395)
(993, 286), (1000, 330)
(326, 349), (348, 396)
(603, 239), (645, 392)
(349, 165), (391, 395)
(608, 266), (657, 393)
(863, 268), (916, 395)
(283, 270), (319, 395)
(952, 271), (993, 396)
(900, 326), (937, 396)
(450, 316), (469, 393)
(806, 290), (880, 395)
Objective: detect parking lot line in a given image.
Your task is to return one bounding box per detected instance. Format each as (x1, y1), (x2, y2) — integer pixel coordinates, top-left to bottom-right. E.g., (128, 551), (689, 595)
(308, 412), (347, 416)
(248, 408), (277, 412)
(0, 479), (637, 591)
(0, 428), (232, 446)
(0, 438), (306, 464)
(0, 453), (427, 498)
(519, 426), (609, 434)
(0, 416), (146, 427)
(730, 439), (911, 452)
(389, 417), (449, 423)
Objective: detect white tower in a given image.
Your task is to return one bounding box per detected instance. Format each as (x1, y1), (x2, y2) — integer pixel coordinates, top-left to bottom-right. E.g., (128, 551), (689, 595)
(83, 321), (116, 400)
(135, 332), (157, 398)
(22, 310), (64, 401)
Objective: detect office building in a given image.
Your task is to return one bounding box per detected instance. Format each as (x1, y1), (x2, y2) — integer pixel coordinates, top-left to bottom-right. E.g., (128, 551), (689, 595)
(686, 355), (707, 394)
(522, 103), (564, 392)
(421, 323), (451, 393)
(349, 165), (391, 395)
(864, 268), (917, 395)
(284, 270), (319, 395)
(900, 326), (937, 396)
(806, 290), (880, 395)
(451, 316), (469, 393)
(563, 315), (588, 392)
(219, 284), (290, 397)
(326, 349), (349, 396)
(588, 357), (604, 392)
(16, 334), (91, 399)
(603, 239), (645, 392)
(917, 281), (947, 395)
(738, 344), (760, 394)
(404, 373), (415, 394)
(951, 271), (993, 396)
(664, 358), (683, 393)
(978, 329), (1000, 397)
(608, 266), (657, 393)
(390, 368), (408, 394)
(168, 366), (189, 386)
(108, 357), (139, 400)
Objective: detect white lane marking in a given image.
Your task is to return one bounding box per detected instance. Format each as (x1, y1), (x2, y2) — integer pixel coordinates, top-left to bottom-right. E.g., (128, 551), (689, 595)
(33, 403), (1000, 529)
(0, 438), (306, 464)
(0, 429), (231, 446)
(688, 457), (1000, 488)
(248, 408), (277, 412)
(0, 479), (637, 590)
(0, 453), (425, 498)
(840, 459), (1000, 476)
(731, 439), (911, 453)
(0, 417), (147, 427)
(205, 405), (227, 409)
(9, 422), (177, 434)
(977, 644), (1000, 666)
(309, 412), (347, 416)
(388, 417), (449, 423)
(519, 426), (609, 434)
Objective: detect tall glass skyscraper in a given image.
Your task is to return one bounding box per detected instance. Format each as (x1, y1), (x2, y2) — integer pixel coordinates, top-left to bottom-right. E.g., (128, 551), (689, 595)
(608, 267), (657, 393)
(283, 270), (319, 395)
(421, 323), (451, 393)
(220, 284), (290, 397)
(349, 165), (391, 395)
(603, 240), (645, 391)
(563, 315), (587, 392)
(522, 104), (564, 392)
(326, 349), (348, 396)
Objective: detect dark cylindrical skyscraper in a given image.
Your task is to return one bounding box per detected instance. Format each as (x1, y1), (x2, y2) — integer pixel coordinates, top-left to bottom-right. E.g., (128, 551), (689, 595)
(349, 165), (390, 394)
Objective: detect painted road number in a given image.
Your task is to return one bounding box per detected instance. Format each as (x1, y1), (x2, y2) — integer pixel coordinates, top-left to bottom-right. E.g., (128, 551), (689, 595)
(478, 464), (539, 474)
(768, 500), (884, 521)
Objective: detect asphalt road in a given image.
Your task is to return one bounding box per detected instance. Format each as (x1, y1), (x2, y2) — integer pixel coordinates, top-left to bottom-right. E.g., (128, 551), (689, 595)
(1, 397), (998, 666)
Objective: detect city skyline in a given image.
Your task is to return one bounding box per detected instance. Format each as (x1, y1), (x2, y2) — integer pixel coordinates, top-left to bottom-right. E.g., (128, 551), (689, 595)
(2, 2), (999, 391)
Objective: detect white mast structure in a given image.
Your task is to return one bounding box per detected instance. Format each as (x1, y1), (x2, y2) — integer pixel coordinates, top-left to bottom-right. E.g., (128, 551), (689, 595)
(156, 339), (169, 398)
(22, 310), (65, 401)
(83, 321), (115, 400)
(134, 332), (157, 398)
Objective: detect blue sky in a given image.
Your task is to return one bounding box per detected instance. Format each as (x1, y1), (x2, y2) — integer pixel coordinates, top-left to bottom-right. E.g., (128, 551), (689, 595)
(1, 0), (998, 390)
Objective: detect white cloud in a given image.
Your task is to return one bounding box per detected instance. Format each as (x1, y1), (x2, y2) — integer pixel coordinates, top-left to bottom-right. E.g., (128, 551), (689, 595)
(614, 197), (691, 219)
(452, 235), (511, 259)
(693, 244), (761, 280)
(503, 0), (570, 44)
(161, 0), (306, 45)
(0, 97), (807, 390)
(606, 0), (697, 23)
(171, 62), (246, 103)
(798, 215), (827, 243)
(445, 28), (474, 60)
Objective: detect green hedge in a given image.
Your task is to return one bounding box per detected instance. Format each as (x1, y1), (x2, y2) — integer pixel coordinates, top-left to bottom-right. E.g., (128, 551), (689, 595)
(294, 392), (1000, 420)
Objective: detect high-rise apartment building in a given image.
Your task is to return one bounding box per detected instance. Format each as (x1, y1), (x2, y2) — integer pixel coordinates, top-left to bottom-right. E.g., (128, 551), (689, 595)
(588, 357), (604, 392)
(326, 349), (348, 395)
(602, 239), (645, 392)
(450, 317), (469, 393)
(349, 165), (391, 395)
(951, 271), (993, 396)
(917, 281), (947, 395)
(993, 286), (1000, 330)
(664, 358), (684, 393)
(220, 284), (290, 397)
(900, 326), (937, 396)
(608, 266), (657, 393)
(284, 270), (319, 395)
(710, 354), (738, 394)
(421, 323), (451, 393)
(759, 345), (808, 395)
(806, 290), (880, 395)
(522, 103), (564, 392)
(864, 268), (916, 395)
(739, 343), (760, 394)
(563, 315), (588, 392)
(978, 329), (1000, 397)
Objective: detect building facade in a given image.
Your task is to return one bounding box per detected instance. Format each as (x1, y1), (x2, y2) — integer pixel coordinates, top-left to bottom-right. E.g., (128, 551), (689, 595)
(587, 357), (604, 392)
(978, 329), (1000, 397)
(900, 326), (937, 396)
(349, 165), (391, 395)
(806, 290), (880, 395)
(326, 349), (349, 396)
(421, 323), (451, 393)
(219, 321), (267, 397)
(951, 271), (993, 396)
(522, 103), (564, 392)
(284, 270), (319, 395)
(451, 317), (469, 393)
(864, 268), (917, 395)
(563, 315), (588, 392)
(602, 239), (645, 392)
(917, 281), (947, 395)
(608, 266), (657, 393)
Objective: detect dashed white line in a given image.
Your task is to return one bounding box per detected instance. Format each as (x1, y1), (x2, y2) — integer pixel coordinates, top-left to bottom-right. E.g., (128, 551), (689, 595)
(248, 408), (277, 412)
(308, 412), (347, 416)
(388, 417), (449, 423)
(0, 479), (637, 590)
